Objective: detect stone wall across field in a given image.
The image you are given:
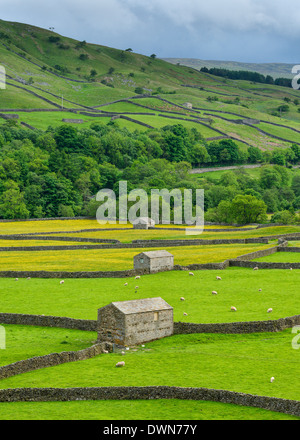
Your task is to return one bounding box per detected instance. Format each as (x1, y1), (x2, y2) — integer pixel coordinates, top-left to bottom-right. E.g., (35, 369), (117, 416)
(0, 386), (299, 416)
(0, 312), (97, 331)
(174, 315), (300, 335)
(0, 343), (106, 380)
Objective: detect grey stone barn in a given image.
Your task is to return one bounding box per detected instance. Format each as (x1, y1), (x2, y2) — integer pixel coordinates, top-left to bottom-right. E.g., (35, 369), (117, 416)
(132, 217), (155, 229)
(97, 297), (174, 346)
(134, 250), (174, 273)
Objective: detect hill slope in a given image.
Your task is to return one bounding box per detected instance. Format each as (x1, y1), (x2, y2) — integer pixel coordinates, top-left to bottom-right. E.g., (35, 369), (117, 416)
(1, 19), (300, 150)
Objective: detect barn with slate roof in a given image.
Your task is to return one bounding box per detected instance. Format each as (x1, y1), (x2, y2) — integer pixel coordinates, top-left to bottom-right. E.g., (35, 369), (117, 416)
(97, 297), (173, 346)
(134, 250), (174, 273)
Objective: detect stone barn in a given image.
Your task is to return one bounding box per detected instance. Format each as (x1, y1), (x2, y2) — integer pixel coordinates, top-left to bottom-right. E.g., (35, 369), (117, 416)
(132, 217), (155, 229)
(97, 297), (173, 346)
(183, 102), (193, 109)
(134, 250), (174, 273)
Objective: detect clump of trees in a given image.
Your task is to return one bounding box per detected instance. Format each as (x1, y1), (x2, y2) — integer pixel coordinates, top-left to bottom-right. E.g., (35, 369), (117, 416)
(0, 121), (300, 223)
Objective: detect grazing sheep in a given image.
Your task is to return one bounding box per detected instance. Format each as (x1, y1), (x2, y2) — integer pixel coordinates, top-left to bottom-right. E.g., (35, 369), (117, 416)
(126, 347), (130, 351)
(183, 312), (188, 316)
(253, 267), (259, 271)
(27, 277), (31, 280)
(121, 351), (125, 355)
(216, 276), (222, 280)
(135, 286), (139, 290)
(115, 361), (125, 367)
(141, 345), (145, 348)
(60, 280), (64, 285)
(258, 289), (262, 292)
(231, 306), (237, 312)
(189, 272), (194, 276)
(124, 283), (128, 286)
(267, 308), (273, 313)
(270, 377), (275, 383)
(135, 276), (140, 280)
(212, 291), (218, 295)
(103, 350), (108, 354)
(180, 297), (185, 301)
(15, 278), (18, 281)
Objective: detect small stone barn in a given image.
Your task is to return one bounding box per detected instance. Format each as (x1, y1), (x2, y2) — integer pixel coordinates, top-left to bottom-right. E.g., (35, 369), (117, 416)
(132, 217), (155, 229)
(134, 250), (174, 273)
(97, 297), (173, 346)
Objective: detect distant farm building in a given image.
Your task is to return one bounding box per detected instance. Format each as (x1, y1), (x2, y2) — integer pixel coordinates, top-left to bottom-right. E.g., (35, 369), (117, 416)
(97, 297), (174, 346)
(134, 250), (174, 273)
(132, 217), (155, 229)
(183, 102), (193, 109)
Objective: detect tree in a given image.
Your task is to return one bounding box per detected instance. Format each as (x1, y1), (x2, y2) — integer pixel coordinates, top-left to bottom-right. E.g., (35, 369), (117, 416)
(230, 194), (267, 224)
(150, 54), (156, 59)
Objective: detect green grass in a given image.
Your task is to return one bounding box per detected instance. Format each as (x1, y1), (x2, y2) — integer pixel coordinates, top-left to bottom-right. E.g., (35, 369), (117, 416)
(0, 399), (297, 420)
(0, 268), (299, 323)
(254, 252), (300, 263)
(0, 243), (273, 271)
(0, 325), (96, 367)
(1, 331), (299, 403)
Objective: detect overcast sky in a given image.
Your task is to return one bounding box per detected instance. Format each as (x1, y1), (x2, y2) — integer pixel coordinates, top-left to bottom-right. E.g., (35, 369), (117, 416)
(1, 0), (300, 63)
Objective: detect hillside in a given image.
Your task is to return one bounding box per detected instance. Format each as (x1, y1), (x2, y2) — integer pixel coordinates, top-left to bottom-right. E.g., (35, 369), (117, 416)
(0, 19), (300, 150)
(162, 58), (295, 80)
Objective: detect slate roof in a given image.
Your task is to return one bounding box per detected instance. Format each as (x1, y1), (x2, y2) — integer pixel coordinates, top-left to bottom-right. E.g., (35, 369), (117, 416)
(136, 250), (173, 259)
(111, 297), (173, 315)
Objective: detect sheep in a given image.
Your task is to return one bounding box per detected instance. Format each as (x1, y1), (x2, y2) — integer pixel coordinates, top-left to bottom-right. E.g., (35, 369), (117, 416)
(216, 276), (222, 280)
(180, 297), (185, 301)
(253, 267), (259, 271)
(115, 361), (125, 367)
(27, 277), (31, 280)
(60, 280), (64, 285)
(124, 282), (128, 286)
(270, 377), (275, 383)
(15, 278), (18, 281)
(231, 306), (237, 312)
(126, 347), (130, 351)
(135, 286), (139, 290)
(121, 351), (125, 355)
(267, 308), (273, 313)
(103, 350), (109, 354)
(189, 272), (194, 276)
(258, 288), (262, 292)
(183, 312), (188, 316)
(141, 345), (145, 348)
(135, 276), (140, 280)
(212, 291), (218, 295)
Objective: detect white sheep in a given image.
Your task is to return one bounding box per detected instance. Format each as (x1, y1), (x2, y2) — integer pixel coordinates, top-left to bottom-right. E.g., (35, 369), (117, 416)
(267, 308), (273, 313)
(189, 272), (194, 276)
(183, 312), (188, 316)
(135, 286), (139, 290)
(253, 267), (259, 271)
(212, 291), (218, 295)
(115, 361), (125, 367)
(15, 278), (18, 281)
(270, 377), (275, 383)
(135, 276), (140, 280)
(27, 277), (31, 280)
(103, 350), (108, 354)
(231, 306), (237, 312)
(216, 276), (222, 280)
(60, 280), (64, 285)
(180, 297), (185, 301)
(258, 289), (262, 292)
(124, 282), (128, 286)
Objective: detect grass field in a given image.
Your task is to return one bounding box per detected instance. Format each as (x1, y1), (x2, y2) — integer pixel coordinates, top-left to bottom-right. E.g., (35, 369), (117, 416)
(0, 268), (299, 323)
(254, 252), (300, 263)
(0, 399), (297, 420)
(0, 325), (96, 367)
(0, 243), (273, 271)
(1, 331), (298, 403)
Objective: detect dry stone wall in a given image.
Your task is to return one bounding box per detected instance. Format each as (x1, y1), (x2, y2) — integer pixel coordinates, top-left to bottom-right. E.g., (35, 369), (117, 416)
(0, 386), (298, 416)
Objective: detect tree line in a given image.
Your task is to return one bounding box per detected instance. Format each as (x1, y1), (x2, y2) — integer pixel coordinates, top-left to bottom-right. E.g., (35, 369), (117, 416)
(0, 119), (300, 224)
